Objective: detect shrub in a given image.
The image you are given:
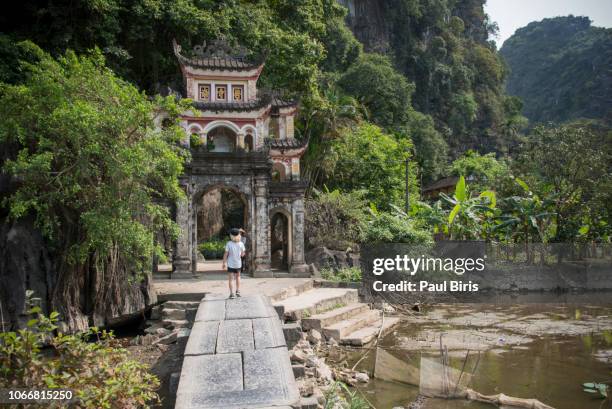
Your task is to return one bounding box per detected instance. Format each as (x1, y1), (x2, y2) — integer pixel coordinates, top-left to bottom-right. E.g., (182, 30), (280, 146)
(0, 308), (159, 408)
(324, 381), (369, 409)
(363, 212), (433, 244)
(190, 133), (203, 148)
(199, 237), (226, 259)
(321, 267), (362, 283)
(305, 189), (368, 250)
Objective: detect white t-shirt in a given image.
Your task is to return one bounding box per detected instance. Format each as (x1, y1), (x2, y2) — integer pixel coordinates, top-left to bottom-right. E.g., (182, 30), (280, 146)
(225, 241), (246, 269)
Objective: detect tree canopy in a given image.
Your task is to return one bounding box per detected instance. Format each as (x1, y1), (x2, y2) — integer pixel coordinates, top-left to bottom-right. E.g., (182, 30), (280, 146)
(500, 16), (612, 125)
(0, 43), (186, 329)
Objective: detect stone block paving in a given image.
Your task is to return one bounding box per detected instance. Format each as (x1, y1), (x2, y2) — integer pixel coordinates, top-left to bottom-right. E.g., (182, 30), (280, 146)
(175, 294), (299, 409)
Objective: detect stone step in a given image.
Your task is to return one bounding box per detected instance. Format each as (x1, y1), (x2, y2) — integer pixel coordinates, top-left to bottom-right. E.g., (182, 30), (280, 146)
(163, 319), (191, 329)
(162, 308), (187, 320)
(340, 317), (401, 346)
(164, 300), (200, 310)
(153, 271), (172, 280)
(322, 309), (381, 341)
(301, 303), (370, 331)
(273, 288), (359, 321)
(268, 280), (314, 303)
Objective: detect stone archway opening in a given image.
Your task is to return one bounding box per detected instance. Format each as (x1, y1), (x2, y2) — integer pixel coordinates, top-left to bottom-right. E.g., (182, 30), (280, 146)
(245, 132), (254, 152)
(195, 186), (249, 272)
(270, 211), (291, 271)
(271, 162), (287, 182)
(208, 126), (237, 152)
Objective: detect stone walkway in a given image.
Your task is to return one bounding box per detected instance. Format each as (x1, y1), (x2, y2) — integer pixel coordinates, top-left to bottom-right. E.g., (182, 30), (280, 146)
(154, 275), (312, 302)
(174, 294), (299, 409)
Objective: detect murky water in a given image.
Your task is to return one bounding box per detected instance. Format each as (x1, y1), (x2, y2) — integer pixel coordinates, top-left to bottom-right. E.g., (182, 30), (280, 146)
(336, 304), (612, 409)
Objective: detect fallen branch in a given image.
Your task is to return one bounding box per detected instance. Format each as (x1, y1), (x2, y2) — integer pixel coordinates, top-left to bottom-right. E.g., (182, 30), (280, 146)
(459, 388), (556, 409)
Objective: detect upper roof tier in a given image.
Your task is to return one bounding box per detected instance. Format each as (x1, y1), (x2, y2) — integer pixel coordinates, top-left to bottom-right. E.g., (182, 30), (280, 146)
(192, 93), (297, 112)
(173, 39), (264, 72)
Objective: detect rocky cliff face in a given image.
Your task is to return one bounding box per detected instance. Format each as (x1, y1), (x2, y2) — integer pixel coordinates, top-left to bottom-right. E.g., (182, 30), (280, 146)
(197, 189), (224, 241)
(0, 216), (55, 330)
(0, 210), (156, 332)
(338, 0), (390, 52)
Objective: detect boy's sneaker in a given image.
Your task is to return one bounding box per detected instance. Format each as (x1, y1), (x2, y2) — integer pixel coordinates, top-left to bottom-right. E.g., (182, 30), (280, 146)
(229, 293), (235, 299)
(236, 290), (241, 298)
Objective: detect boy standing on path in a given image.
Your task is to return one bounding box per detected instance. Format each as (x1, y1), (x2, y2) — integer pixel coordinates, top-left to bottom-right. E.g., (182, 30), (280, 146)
(222, 228), (246, 299)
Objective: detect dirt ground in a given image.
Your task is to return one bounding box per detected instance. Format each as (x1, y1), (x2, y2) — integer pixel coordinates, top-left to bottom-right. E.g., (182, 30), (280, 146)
(124, 341), (183, 409)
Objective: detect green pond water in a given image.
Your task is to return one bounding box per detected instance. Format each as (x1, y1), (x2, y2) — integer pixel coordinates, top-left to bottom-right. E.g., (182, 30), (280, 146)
(340, 304), (612, 409)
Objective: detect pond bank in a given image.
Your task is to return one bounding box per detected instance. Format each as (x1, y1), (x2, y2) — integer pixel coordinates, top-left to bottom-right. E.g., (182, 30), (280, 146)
(328, 302), (612, 409)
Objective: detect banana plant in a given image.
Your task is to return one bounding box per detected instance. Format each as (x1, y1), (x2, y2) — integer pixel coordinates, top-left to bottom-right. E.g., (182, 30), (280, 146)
(494, 177), (555, 242)
(440, 176), (497, 240)
(493, 177), (556, 261)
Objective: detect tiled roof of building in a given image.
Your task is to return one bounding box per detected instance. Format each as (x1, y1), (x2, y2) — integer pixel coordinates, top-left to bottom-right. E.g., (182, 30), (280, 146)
(173, 39), (263, 71)
(193, 100), (268, 112)
(270, 95), (297, 108)
(423, 176), (459, 192)
(265, 138), (307, 149)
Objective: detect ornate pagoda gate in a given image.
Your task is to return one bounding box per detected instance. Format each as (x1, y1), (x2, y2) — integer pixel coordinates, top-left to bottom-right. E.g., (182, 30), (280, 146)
(170, 39), (309, 278)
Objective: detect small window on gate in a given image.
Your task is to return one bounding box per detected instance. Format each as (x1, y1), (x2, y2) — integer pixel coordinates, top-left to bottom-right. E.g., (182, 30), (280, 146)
(199, 84), (210, 101)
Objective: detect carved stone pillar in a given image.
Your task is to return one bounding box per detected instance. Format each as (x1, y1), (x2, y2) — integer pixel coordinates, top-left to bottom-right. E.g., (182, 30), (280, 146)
(253, 176), (272, 277)
(190, 191), (198, 275)
(290, 198), (309, 276)
(237, 132), (245, 151)
(291, 158), (300, 181)
(172, 185), (192, 277)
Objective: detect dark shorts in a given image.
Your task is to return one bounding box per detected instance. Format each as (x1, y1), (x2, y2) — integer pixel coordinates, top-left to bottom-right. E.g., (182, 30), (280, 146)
(227, 267), (240, 274)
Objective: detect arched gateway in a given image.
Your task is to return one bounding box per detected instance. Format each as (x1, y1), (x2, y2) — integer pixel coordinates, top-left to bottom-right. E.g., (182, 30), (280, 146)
(171, 39), (309, 278)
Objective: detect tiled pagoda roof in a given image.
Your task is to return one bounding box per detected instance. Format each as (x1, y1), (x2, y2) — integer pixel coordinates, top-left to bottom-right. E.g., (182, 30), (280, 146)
(173, 39), (263, 71)
(265, 137), (307, 149)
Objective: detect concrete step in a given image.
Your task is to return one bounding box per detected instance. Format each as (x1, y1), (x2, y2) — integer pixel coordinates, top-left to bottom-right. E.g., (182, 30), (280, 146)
(340, 317), (401, 346)
(322, 309), (381, 341)
(302, 303), (370, 331)
(164, 300), (200, 310)
(268, 280), (314, 303)
(273, 288), (359, 321)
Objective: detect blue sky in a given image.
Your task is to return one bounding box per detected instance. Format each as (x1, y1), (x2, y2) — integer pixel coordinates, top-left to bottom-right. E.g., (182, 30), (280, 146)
(485, 0), (612, 47)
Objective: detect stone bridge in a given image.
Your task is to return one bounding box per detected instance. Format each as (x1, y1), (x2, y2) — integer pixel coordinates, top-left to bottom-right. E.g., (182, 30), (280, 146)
(175, 294), (299, 409)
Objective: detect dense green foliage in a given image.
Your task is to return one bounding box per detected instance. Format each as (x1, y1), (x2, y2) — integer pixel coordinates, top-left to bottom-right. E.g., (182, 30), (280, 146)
(363, 211), (433, 244)
(320, 123), (417, 210)
(198, 237), (226, 260)
(0, 308), (159, 408)
(304, 189), (368, 250)
(0, 44), (186, 328)
(305, 189), (432, 250)
(377, 0), (522, 153)
(0, 0), (524, 186)
(514, 122), (612, 242)
(0, 0), (348, 99)
(449, 150), (512, 192)
(500, 16), (612, 124)
(337, 54), (415, 129)
(411, 121), (612, 244)
(1, 2), (609, 285)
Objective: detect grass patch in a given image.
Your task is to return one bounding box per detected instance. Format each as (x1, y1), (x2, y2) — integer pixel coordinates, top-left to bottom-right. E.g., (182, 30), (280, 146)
(321, 267), (362, 283)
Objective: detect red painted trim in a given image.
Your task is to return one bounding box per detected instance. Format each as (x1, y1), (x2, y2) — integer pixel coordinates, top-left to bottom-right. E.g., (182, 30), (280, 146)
(186, 119), (257, 126)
